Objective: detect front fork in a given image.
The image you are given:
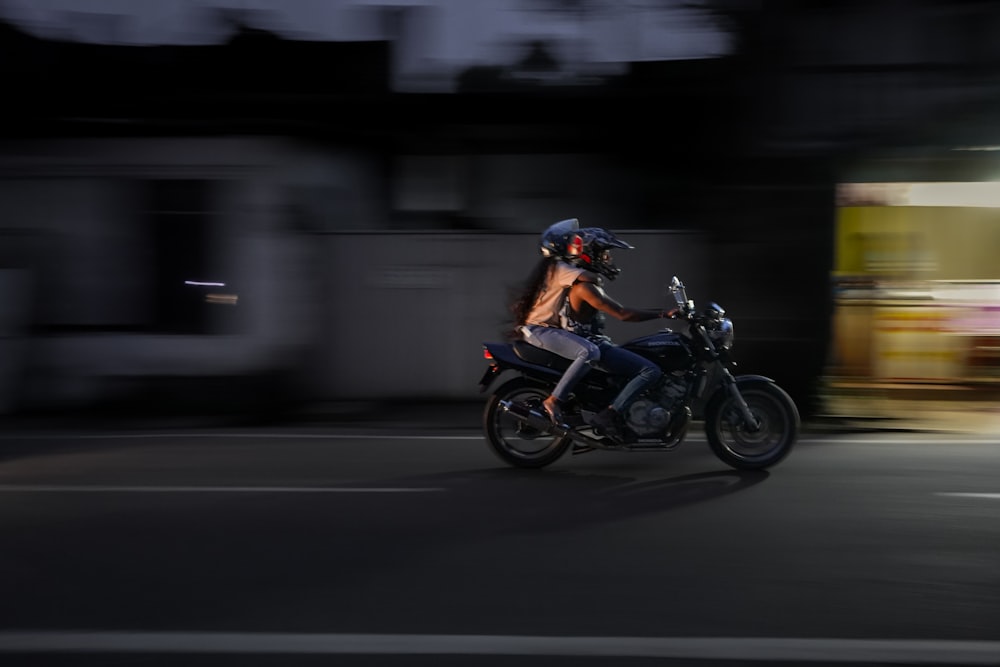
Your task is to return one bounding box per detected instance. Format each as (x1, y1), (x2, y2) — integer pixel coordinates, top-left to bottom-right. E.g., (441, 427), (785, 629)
(720, 368), (761, 431)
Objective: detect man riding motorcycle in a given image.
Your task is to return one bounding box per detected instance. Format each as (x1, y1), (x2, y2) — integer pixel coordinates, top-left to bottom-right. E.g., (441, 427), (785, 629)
(507, 218), (676, 441)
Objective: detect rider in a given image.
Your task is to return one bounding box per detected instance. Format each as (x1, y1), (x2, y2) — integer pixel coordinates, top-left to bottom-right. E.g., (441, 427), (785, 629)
(508, 218), (676, 440)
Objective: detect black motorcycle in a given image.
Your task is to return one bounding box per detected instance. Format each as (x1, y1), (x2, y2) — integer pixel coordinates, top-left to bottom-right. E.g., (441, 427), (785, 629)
(478, 276), (799, 470)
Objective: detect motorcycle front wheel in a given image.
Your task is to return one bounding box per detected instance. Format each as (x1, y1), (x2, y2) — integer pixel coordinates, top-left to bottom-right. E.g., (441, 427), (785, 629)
(704, 380), (799, 470)
(483, 377), (572, 469)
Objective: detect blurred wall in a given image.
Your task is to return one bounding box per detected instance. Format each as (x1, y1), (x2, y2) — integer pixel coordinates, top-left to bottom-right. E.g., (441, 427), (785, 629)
(0, 137), (381, 412)
(316, 231), (710, 400)
(0, 136), (714, 414)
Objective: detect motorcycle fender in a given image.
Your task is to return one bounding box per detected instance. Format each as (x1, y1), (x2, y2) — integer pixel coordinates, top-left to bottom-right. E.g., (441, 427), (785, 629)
(732, 373), (777, 385)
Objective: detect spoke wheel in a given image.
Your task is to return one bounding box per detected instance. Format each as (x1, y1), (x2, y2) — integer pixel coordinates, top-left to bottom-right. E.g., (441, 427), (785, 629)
(483, 378), (571, 469)
(705, 381), (799, 470)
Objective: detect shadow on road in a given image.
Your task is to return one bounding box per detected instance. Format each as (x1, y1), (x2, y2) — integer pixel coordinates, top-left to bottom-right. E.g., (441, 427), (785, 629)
(354, 466), (770, 539)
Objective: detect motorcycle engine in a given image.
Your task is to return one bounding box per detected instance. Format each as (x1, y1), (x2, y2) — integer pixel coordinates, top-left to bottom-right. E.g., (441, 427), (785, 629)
(624, 375), (687, 437)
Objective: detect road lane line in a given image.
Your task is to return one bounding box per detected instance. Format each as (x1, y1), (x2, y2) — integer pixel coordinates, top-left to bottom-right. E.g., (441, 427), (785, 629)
(0, 632), (998, 663)
(0, 433), (485, 440)
(936, 492), (1000, 499)
(825, 437), (1000, 445)
(0, 485), (444, 493)
(0, 429), (997, 445)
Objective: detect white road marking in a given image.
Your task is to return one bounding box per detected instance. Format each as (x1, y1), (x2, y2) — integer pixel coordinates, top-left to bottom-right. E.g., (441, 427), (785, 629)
(0, 485), (444, 493)
(822, 437), (1000, 445)
(0, 431), (996, 444)
(0, 632), (998, 663)
(6, 486), (996, 499)
(0, 432), (485, 440)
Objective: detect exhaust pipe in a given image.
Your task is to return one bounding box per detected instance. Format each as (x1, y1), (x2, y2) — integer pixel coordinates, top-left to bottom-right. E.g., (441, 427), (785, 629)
(499, 399), (608, 450)
(499, 399), (565, 434)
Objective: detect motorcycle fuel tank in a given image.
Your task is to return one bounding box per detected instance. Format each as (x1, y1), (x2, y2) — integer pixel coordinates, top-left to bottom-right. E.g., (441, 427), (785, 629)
(622, 331), (694, 371)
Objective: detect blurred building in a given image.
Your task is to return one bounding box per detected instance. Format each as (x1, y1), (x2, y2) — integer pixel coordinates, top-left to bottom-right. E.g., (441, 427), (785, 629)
(0, 1), (998, 419)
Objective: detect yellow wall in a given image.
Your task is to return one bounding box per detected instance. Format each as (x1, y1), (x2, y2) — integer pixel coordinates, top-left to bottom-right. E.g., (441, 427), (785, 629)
(832, 205), (1000, 383)
(836, 206), (1000, 280)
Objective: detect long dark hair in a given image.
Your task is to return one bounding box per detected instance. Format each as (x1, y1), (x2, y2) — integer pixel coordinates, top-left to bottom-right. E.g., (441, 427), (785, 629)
(503, 256), (554, 340)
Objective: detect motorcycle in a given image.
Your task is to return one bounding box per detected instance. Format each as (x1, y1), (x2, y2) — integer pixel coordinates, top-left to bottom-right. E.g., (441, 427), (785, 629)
(477, 276), (799, 470)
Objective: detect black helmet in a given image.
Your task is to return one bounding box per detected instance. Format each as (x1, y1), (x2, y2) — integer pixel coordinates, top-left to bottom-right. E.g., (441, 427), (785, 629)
(539, 218), (580, 258)
(565, 227), (633, 280)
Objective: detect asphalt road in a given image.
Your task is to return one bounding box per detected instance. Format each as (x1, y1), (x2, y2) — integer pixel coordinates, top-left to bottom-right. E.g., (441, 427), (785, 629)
(1, 422), (998, 666)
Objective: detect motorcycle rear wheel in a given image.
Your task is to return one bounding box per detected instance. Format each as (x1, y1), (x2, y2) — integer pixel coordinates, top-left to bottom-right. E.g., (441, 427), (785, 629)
(483, 377), (572, 469)
(704, 380), (799, 470)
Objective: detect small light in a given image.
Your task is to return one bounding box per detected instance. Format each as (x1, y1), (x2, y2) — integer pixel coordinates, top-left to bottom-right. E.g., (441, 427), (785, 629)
(206, 293), (238, 305)
(483, 349), (493, 360)
(953, 145), (1000, 151)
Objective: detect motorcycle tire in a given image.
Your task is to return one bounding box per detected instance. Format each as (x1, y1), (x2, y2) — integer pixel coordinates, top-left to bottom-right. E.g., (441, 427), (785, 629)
(704, 379), (799, 470)
(483, 377), (572, 469)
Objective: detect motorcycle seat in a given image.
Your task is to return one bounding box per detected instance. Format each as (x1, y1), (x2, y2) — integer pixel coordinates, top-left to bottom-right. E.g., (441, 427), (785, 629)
(512, 340), (572, 371)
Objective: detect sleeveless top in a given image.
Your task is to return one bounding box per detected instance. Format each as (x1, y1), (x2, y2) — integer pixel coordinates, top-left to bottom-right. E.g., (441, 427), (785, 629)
(523, 261), (608, 340)
(524, 261), (588, 328)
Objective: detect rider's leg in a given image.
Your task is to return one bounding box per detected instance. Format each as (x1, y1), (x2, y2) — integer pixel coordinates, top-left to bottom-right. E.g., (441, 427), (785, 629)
(521, 326), (600, 424)
(591, 345), (662, 436)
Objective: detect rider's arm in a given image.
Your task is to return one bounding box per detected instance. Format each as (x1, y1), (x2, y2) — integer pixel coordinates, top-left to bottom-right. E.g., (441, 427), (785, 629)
(573, 280), (674, 322)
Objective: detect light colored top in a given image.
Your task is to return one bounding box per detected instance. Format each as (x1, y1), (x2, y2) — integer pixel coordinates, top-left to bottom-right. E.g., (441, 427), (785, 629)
(524, 261), (591, 327)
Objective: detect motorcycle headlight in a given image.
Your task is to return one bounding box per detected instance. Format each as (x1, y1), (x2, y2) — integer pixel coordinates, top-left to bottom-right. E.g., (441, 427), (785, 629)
(704, 302), (725, 320)
(709, 318), (734, 349)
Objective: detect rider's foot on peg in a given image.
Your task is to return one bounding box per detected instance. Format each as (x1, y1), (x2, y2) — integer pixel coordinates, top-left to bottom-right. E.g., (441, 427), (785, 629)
(591, 407), (622, 440)
(541, 395), (564, 426)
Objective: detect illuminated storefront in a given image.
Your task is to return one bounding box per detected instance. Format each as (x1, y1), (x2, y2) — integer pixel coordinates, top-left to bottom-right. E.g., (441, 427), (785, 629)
(830, 180), (1000, 388)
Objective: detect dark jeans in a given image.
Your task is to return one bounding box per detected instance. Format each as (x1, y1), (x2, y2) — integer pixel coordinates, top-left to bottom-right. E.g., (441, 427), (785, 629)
(596, 341), (663, 412)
